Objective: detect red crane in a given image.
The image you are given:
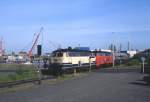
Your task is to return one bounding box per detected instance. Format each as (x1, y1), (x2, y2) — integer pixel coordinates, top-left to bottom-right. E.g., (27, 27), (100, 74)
(28, 27), (43, 58)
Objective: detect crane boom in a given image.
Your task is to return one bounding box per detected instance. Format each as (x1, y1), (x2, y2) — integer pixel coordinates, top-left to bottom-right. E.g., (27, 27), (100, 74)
(29, 27), (43, 57)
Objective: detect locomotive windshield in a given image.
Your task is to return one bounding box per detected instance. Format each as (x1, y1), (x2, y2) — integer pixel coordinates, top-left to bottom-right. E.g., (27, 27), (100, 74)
(96, 52), (112, 56)
(52, 52), (63, 57)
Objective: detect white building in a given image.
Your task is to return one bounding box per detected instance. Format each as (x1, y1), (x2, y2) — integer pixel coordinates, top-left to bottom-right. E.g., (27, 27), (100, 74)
(92, 49), (112, 53)
(7, 55), (17, 62)
(121, 50), (137, 58)
(100, 49), (112, 53)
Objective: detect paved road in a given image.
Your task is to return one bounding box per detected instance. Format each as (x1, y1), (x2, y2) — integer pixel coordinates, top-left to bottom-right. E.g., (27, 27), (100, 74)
(0, 70), (150, 102)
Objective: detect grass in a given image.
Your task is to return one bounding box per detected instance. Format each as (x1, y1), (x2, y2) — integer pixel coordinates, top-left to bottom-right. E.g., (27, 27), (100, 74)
(0, 64), (35, 70)
(0, 64), (38, 83)
(0, 72), (88, 94)
(1, 70), (37, 83)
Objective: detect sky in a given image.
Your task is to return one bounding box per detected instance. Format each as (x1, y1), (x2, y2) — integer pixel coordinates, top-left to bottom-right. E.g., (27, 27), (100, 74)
(0, 0), (150, 53)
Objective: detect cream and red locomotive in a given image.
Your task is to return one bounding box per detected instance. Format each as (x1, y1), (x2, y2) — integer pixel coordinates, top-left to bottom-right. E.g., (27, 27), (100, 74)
(49, 48), (113, 69)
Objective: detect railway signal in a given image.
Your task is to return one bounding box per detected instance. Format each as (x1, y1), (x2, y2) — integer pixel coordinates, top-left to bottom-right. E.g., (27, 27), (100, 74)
(141, 57), (146, 73)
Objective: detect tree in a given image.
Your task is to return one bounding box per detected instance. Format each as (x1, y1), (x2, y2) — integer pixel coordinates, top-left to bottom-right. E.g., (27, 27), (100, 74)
(68, 46), (72, 50)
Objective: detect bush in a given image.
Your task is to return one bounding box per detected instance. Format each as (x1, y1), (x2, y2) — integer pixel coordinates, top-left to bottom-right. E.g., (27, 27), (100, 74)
(127, 59), (140, 66)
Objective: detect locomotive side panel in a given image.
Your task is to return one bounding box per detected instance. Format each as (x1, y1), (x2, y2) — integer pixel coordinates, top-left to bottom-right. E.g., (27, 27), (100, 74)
(50, 49), (95, 69)
(95, 51), (113, 68)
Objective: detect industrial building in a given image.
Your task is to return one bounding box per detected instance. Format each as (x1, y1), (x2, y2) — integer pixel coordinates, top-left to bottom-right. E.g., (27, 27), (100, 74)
(135, 49), (150, 59)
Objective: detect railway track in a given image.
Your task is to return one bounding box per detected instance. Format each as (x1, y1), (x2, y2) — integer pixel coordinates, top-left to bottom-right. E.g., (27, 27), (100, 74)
(0, 76), (54, 88)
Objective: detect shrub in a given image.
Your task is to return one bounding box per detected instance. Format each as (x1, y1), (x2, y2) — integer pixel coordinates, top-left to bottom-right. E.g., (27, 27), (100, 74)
(127, 59), (140, 66)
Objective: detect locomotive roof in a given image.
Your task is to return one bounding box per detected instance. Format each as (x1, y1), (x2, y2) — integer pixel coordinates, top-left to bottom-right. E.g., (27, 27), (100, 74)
(92, 51), (112, 54)
(53, 49), (112, 54)
(53, 49), (91, 53)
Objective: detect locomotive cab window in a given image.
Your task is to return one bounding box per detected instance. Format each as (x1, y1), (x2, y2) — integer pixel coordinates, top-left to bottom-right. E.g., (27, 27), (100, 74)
(57, 52), (63, 57)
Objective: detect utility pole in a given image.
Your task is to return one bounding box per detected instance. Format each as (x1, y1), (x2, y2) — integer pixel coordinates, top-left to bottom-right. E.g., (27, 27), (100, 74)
(113, 44), (115, 68)
(128, 41), (130, 51)
(112, 32), (115, 68)
(119, 43), (122, 65)
(89, 57), (92, 72)
(119, 43), (122, 51)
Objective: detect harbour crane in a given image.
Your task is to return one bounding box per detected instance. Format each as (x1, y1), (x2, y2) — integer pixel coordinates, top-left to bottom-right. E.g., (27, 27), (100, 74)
(28, 27), (43, 58)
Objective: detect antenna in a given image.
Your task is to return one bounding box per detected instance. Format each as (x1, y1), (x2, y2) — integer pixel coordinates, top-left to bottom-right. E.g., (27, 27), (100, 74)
(128, 41), (130, 51)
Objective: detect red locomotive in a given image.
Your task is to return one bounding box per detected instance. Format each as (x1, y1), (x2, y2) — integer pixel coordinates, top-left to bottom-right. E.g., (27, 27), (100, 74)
(93, 51), (113, 69)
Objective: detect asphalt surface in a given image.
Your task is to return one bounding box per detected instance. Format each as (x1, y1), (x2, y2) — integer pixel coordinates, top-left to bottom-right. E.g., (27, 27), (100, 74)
(0, 69), (150, 102)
